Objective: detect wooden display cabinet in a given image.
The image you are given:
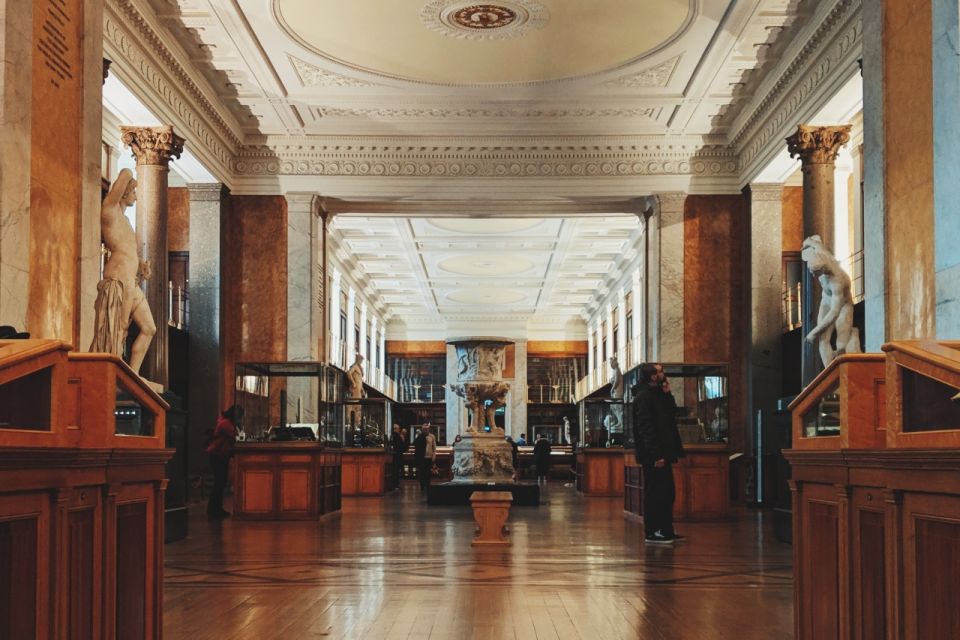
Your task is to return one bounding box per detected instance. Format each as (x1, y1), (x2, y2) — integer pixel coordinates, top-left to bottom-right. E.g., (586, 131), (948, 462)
(0, 340), (171, 640)
(786, 341), (960, 640)
(575, 448), (626, 496)
(233, 444), (341, 519)
(624, 444), (730, 521)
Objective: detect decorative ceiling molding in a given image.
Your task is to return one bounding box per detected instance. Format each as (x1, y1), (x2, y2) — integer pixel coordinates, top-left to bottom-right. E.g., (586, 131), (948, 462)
(234, 136), (738, 178)
(313, 106), (662, 120)
(288, 55), (379, 88)
(419, 0), (549, 42)
(103, 0), (243, 186)
(729, 0), (862, 184)
(603, 55), (682, 89)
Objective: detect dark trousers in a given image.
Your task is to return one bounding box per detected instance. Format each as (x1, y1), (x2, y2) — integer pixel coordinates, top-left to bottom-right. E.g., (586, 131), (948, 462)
(642, 461), (676, 537)
(208, 454), (230, 514)
(392, 454), (403, 488)
(417, 461), (432, 490)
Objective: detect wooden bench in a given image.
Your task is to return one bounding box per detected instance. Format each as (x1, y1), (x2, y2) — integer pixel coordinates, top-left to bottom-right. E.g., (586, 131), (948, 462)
(469, 491), (513, 546)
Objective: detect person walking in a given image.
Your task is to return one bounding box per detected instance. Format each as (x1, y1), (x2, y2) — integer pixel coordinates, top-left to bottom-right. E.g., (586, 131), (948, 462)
(206, 404), (243, 517)
(414, 423), (437, 491)
(533, 432), (552, 485)
(632, 363), (685, 544)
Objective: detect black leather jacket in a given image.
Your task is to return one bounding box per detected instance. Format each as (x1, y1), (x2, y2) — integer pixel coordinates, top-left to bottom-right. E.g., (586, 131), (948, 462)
(632, 384), (685, 464)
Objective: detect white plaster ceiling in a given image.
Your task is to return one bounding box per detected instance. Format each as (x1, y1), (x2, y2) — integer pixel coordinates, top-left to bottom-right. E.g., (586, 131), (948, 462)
(329, 215), (642, 333)
(146, 0), (803, 138)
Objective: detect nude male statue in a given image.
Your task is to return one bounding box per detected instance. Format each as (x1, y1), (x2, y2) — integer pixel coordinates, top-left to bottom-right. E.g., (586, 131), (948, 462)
(801, 235), (861, 367)
(347, 354), (366, 399)
(89, 169), (156, 375)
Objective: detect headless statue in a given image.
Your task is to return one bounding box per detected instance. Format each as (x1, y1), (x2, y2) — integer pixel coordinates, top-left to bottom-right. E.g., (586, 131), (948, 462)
(89, 169), (156, 375)
(801, 235), (861, 367)
(347, 354), (365, 399)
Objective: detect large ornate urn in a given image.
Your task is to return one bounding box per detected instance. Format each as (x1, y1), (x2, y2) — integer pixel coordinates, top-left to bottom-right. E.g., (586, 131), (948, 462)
(448, 337), (515, 483)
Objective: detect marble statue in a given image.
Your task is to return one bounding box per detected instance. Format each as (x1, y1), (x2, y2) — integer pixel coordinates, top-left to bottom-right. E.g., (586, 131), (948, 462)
(484, 382), (510, 432)
(347, 354), (365, 398)
(89, 169), (156, 375)
(609, 356), (624, 400)
(801, 235), (861, 367)
(563, 416), (572, 444)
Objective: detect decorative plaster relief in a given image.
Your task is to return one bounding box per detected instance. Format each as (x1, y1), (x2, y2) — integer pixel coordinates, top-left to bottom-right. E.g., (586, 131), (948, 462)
(289, 55), (379, 88)
(420, 0), (548, 41)
(314, 106), (661, 119)
(603, 55), (681, 88)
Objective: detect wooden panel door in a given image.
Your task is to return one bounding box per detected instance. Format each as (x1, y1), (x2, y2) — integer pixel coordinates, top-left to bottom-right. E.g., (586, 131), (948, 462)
(279, 469), (310, 513)
(0, 493), (49, 640)
(850, 488), (886, 640)
(241, 470), (276, 515)
(799, 485), (841, 640)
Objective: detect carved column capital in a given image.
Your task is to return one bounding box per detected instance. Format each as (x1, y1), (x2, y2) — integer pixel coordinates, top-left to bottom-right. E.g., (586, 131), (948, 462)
(786, 125), (851, 165)
(121, 125), (185, 166)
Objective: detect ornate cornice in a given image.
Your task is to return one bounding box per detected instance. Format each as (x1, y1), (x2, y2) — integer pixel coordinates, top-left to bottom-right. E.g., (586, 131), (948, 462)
(731, 0), (861, 182)
(234, 136), (738, 178)
(103, 0), (242, 182)
(315, 106), (661, 120)
(786, 124), (851, 165)
(121, 126), (185, 166)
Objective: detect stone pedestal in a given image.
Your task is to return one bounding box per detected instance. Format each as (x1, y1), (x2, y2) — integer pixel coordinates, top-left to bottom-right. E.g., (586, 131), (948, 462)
(451, 433), (514, 483)
(470, 491), (512, 546)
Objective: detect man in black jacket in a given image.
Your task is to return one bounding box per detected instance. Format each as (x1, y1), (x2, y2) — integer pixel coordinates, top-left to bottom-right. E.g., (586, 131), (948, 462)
(632, 363), (685, 544)
(390, 424), (405, 490)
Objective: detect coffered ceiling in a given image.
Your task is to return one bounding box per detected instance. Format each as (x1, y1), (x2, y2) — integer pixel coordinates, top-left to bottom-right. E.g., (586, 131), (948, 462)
(329, 215), (642, 336)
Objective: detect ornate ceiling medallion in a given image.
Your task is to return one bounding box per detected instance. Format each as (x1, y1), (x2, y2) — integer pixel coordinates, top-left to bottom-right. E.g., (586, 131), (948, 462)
(421, 0), (548, 41)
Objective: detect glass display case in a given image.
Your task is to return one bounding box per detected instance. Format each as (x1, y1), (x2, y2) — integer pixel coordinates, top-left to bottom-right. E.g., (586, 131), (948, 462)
(578, 399), (626, 447)
(234, 361), (345, 446)
(342, 398), (390, 449)
(621, 363), (730, 447)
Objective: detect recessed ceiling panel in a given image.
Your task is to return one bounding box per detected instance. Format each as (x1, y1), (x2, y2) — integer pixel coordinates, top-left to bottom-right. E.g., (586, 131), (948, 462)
(426, 218), (546, 234)
(447, 288), (527, 304)
(437, 254), (535, 276)
(275, 0), (692, 84)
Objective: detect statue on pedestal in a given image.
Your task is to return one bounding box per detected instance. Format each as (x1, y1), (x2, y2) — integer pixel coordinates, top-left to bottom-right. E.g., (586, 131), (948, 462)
(89, 169), (156, 375)
(801, 235), (861, 367)
(609, 356), (624, 400)
(347, 354), (365, 398)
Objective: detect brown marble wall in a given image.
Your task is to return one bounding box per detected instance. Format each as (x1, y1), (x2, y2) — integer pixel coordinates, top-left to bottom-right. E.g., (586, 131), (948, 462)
(25, 0), (84, 344)
(683, 194), (750, 453)
(220, 195), (288, 402)
(781, 186), (804, 252)
(168, 187), (190, 252)
(883, 0), (936, 339)
(386, 340), (447, 356)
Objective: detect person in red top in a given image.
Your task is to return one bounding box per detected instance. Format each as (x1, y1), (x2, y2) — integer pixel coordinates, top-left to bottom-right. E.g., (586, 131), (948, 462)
(206, 404), (243, 517)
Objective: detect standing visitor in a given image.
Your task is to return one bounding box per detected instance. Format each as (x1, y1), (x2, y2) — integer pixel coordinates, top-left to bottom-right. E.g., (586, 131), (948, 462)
(414, 423), (437, 491)
(632, 363), (685, 544)
(517, 433), (527, 446)
(390, 423), (405, 489)
(533, 432), (552, 484)
(206, 404), (243, 517)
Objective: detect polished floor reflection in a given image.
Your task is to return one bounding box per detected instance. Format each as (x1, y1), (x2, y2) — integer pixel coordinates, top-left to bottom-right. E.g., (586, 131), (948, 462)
(164, 484), (793, 639)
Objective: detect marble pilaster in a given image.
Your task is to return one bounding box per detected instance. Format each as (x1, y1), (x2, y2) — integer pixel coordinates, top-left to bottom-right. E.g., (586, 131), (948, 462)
(359, 303), (368, 364)
(122, 125), (185, 385)
(656, 192), (686, 362)
(587, 327), (595, 387)
(631, 269), (643, 365)
(187, 182), (225, 474)
(510, 339), (528, 440)
(786, 125), (850, 385)
(346, 287), (356, 362)
(329, 269), (342, 362)
(285, 193), (320, 362)
(749, 184), (785, 432)
(616, 289), (627, 365)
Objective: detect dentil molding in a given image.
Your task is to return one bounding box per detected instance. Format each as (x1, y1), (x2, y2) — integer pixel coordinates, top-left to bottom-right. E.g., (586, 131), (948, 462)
(234, 136), (739, 179)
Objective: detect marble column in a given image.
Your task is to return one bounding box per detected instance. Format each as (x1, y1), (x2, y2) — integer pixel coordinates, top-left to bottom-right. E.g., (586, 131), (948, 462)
(510, 339), (528, 440)
(748, 184), (785, 436)
(786, 125), (850, 385)
(329, 269), (342, 362)
(656, 192), (687, 363)
(285, 193), (320, 362)
(587, 326), (595, 388)
(187, 182), (225, 475)
(616, 289), (627, 366)
(121, 125), (185, 386)
(346, 287), (356, 363)
(631, 269), (643, 366)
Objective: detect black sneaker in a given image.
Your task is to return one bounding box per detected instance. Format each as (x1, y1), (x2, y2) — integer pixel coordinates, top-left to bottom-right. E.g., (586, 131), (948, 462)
(645, 532), (675, 545)
(666, 533), (685, 542)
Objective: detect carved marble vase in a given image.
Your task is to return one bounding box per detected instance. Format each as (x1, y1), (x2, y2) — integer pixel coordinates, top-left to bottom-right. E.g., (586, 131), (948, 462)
(448, 337), (515, 484)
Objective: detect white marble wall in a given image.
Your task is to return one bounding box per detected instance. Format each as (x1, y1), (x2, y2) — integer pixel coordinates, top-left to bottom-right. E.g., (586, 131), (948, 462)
(510, 339), (527, 440)
(286, 193), (320, 423)
(657, 193), (687, 362)
(749, 184), (785, 434)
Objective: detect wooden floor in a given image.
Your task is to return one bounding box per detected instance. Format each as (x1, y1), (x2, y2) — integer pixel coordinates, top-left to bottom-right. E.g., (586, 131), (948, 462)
(164, 483), (794, 639)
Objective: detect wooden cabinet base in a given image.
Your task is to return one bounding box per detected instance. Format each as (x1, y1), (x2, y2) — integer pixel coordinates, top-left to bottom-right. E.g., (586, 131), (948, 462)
(624, 445), (730, 521)
(341, 449), (393, 496)
(576, 449), (626, 496)
(233, 445), (341, 520)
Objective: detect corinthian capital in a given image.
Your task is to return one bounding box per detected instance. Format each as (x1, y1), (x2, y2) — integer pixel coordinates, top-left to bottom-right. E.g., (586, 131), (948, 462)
(786, 125), (851, 165)
(121, 125), (185, 166)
